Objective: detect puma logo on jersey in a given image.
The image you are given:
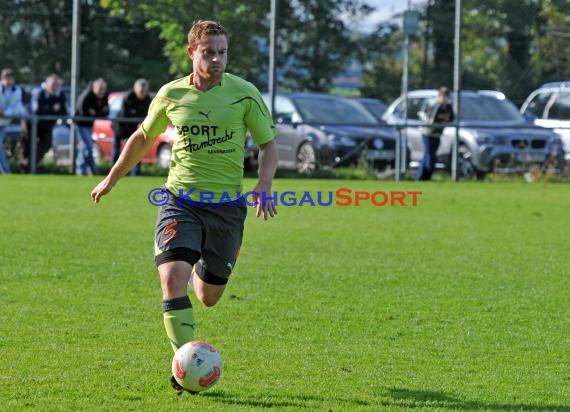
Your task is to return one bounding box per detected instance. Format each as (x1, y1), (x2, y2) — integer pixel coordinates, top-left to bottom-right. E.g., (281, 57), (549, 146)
(199, 110), (211, 120)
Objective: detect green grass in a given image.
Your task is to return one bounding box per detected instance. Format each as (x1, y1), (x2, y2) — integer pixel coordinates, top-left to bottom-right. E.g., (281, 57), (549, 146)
(1, 175), (569, 411)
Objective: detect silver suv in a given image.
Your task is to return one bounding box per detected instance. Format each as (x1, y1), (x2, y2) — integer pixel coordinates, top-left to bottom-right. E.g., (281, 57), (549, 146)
(383, 90), (564, 179)
(520, 82), (570, 163)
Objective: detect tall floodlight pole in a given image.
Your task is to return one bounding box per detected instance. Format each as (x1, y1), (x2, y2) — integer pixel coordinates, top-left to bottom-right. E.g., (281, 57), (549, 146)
(451, 0), (462, 181)
(395, 0), (412, 182)
(400, 2), (419, 182)
(398, 21), (409, 182)
(268, 0), (278, 118)
(70, 0), (81, 175)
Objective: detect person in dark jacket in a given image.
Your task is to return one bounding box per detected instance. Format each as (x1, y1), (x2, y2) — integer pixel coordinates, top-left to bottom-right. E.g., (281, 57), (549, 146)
(76, 78), (109, 175)
(23, 73), (67, 172)
(0, 68), (28, 174)
(416, 86), (454, 181)
(112, 78), (151, 176)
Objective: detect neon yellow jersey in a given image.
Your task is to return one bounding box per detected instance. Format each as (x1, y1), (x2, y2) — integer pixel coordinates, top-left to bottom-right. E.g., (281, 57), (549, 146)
(142, 73), (277, 202)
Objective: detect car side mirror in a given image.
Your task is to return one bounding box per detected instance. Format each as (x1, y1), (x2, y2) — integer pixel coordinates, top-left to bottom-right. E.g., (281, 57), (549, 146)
(291, 112), (301, 128)
(277, 112), (301, 128)
(522, 111), (536, 123)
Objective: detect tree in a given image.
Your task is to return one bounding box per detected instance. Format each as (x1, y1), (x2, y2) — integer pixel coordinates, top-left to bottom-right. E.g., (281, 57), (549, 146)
(426, 0), (455, 87)
(358, 14), (427, 102)
(462, 0), (540, 103)
(0, 0), (168, 91)
(531, 0), (570, 84)
(101, 0), (372, 92)
(359, 23), (405, 101)
(360, 0), (552, 105)
(101, 0), (270, 89)
(276, 0), (373, 91)
(0, 0), (73, 83)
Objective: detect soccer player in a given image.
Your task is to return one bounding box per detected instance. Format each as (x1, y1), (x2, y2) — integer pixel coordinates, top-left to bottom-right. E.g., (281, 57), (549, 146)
(90, 20), (278, 392)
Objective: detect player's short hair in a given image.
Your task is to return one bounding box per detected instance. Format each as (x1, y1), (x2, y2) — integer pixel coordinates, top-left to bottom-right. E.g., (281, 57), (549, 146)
(187, 20), (228, 48)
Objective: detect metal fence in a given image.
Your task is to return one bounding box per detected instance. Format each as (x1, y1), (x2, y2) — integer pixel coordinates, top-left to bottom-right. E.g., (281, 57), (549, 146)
(2, 113), (567, 182)
(0, 113), (141, 174)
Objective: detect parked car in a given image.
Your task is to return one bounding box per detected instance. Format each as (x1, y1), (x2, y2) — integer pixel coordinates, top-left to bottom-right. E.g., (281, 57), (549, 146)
(383, 89), (564, 179)
(520, 81), (570, 163)
(263, 92), (397, 173)
(355, 97), (389, 122)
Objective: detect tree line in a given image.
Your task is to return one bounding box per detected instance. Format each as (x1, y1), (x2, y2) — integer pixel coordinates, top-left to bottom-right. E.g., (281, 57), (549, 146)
(0, 0), (569, 105)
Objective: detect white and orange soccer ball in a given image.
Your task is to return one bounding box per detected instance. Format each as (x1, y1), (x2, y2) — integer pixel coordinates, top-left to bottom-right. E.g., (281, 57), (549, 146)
(172, 341), (223, 392)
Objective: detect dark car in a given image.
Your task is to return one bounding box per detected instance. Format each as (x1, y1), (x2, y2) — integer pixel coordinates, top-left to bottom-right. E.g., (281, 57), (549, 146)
(356, 97), (388, 122)
(383, 90), (564, 179)
(264, 93), (397, 173)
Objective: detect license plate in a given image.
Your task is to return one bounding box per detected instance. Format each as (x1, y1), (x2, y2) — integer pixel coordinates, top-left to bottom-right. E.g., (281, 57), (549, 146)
(516, 153), (545, 162)
(367, 150), (395, 160)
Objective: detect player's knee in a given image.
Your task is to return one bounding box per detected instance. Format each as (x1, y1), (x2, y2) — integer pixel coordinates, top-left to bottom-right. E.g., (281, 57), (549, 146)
(159, 263), (191, 298)
(193, 280), (225, 307)
(196, 293), (221, 308)
(192, 263), (227, 307)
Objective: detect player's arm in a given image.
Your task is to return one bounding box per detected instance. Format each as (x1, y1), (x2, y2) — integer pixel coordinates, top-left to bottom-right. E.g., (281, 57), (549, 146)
(251, 139), (278, 220)
(90, 128), (154, 203)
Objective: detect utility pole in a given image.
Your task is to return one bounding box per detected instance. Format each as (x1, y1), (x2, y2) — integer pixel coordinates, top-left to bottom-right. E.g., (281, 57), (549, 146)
(451, 0), (462, 181)
(268, 0), (278, 118)
(70, 0), (81, 175)
(400, 1), (420, 181)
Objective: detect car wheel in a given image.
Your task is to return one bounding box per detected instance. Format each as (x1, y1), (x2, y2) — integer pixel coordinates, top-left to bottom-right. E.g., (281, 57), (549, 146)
(296, 142), (318, 174)
(157, 144), (172, 169)
(457, 144), (485, 180)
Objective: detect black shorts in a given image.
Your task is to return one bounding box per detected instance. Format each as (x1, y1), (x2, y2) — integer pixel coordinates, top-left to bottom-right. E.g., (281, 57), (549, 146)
(154, 189), (247, 279)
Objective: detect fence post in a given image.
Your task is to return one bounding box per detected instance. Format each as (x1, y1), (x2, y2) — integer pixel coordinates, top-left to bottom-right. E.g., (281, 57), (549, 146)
(395, 128), (401, 181)
(30, 116), (38, 175)
(452, 0), (463, 182)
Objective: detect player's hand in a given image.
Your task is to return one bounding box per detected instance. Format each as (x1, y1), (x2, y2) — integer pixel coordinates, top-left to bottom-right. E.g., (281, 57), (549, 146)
(251, 183), (277, 221)
(91, 179), (114, 203)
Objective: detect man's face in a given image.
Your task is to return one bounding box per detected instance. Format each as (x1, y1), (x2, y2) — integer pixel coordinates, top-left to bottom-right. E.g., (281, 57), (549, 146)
(93, 81), (107, 98)
(188, 34), (228, 81)
(134, 83), (148, 99)
(46, 76), (61, 94)
(1, 74), (15, 87)
(438, 93), (448, 105)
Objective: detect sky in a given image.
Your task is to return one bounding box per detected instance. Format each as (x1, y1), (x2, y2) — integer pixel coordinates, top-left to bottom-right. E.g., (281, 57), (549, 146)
(348, 0), (426, 33)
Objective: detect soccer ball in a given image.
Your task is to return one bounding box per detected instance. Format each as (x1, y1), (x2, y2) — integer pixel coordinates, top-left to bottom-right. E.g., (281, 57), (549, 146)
(172, 341), (223, 392)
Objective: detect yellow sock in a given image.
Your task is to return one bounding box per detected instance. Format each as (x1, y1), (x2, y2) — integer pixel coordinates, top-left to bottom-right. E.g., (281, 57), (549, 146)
(162, 296), (195, 352)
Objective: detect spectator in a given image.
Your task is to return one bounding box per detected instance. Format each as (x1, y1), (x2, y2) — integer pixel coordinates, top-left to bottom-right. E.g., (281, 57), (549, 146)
(417, 86), (454, 181)
(24, 73), (67, 172)
(76, 78), (109, 175)
(0, 68), (28, 174)
(112, 78), (151, 176)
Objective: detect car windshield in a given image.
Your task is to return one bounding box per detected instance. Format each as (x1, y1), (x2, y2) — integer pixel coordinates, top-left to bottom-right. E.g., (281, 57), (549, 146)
(461, 95), (523, 122)
(293, 96), (379, 125)
(360, 101), (387, 120)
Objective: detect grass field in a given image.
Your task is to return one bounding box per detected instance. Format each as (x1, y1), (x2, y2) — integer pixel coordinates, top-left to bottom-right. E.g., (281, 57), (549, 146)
(1, 175), (569, 411)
